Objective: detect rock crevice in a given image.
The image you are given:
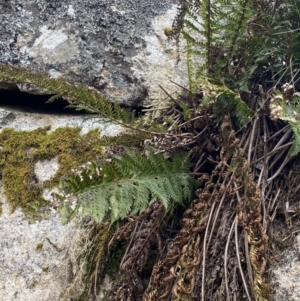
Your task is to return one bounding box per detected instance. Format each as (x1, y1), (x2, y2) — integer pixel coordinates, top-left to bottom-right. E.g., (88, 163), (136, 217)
(0, 0), (187, 106)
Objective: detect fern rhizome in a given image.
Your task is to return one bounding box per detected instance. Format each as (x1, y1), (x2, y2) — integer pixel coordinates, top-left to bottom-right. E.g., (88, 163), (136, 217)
(1, 0), (300, 300)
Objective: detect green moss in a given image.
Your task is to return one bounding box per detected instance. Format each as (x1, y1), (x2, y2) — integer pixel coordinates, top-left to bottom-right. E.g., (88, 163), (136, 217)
(42, 266), (49, 273)
(105, 243), (126, 276)
(0, 126), (103, 218)
(36, 243), (44, 252)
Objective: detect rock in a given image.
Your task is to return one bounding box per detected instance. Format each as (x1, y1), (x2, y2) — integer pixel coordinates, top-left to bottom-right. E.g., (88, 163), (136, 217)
(0, 106), (122, 301)
(0, 107), (122, 134)
(0, 0), (188, 106)
(34, 157), (59, 183)
(0, 195), (85, 301)
(270, 234), (300, 301)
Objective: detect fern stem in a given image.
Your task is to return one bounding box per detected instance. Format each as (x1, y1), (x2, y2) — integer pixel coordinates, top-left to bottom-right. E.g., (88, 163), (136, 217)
(235, 216), (252, 301)
(71, 99), (192, 138)
(228, 0), (250, 69)
(141, 107), (170, 112)
(205, 0), (212, 74)
(158, 84), (184, 110)
(186, 38), (194, 90)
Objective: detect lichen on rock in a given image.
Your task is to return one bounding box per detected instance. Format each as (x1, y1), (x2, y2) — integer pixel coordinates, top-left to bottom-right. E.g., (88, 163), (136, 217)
(0, 0), (187, 106)
(0, 192), (88, 301)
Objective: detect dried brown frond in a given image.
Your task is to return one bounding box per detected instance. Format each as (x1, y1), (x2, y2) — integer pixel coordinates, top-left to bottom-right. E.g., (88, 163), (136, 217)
(142, 113), (276, 301)
(106, 202), (165, 301)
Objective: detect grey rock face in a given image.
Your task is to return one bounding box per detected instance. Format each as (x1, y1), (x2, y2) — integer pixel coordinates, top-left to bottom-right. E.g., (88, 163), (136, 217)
(0, 197), (85, 301)
(270, 235), (300, 301)
(0, 0), (188, 106)
(0, 106), (122, 301)
(0, 106), (123, 134)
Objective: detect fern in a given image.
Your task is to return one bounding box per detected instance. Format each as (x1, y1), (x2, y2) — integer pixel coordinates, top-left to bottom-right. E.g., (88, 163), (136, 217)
(270, 89), (300, 156)
(0, 64), (173, 142)
(199, 77), (254, 126)
(169, 1), (254, 125)
(288, 122), (300, 157)
(0, 64), (136, 126)
(174, 0), (251, 78)
(61, 149), (194, 223)
(231, 0), (300, 91)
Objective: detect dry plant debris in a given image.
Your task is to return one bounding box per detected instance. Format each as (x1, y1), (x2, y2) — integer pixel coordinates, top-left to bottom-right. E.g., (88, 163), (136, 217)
(77, 81), (300, 301)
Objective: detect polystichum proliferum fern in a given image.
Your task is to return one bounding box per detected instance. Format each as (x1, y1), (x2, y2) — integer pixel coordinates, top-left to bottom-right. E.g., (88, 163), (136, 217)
(169, 1), (254, 127)
(269, 84), (300, 156)
(61, 149), (194, 223)
(0, 64), (135, 126)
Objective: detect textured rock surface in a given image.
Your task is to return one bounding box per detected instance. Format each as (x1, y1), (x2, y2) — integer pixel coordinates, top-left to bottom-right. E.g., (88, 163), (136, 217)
(0, 105), (121, 301)
(0, 107), (122, 134)
(0, 196), (85, 301)
(270, 234), (300, 301)
(0, 0), (187, 105)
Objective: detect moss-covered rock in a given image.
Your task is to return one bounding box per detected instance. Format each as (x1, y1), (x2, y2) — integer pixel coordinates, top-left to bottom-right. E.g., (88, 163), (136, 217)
(0, 126), (102, 218)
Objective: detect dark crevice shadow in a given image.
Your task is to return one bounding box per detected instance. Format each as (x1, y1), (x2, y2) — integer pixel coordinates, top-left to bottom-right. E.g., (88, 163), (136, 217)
(0, 89), (87, 115)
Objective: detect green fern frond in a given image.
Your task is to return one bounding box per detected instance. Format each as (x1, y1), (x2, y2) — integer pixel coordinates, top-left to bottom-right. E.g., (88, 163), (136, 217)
(182, 30), (205, 48)
(0, 64), (171, 136)
(61, 149), (194, 223)
(270, 91), (300, 156)
(45, 94), (62, 103)
(173, 0), (254, 86)
(233, 95), (254, 125)
(185, 37), (196, 91)
(198, 76), (254, 125)
(0, 64), (135, 126)
(184, 19), (203, 35)
(286, 121), (300, 157)
(179, 102), (192, 120)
